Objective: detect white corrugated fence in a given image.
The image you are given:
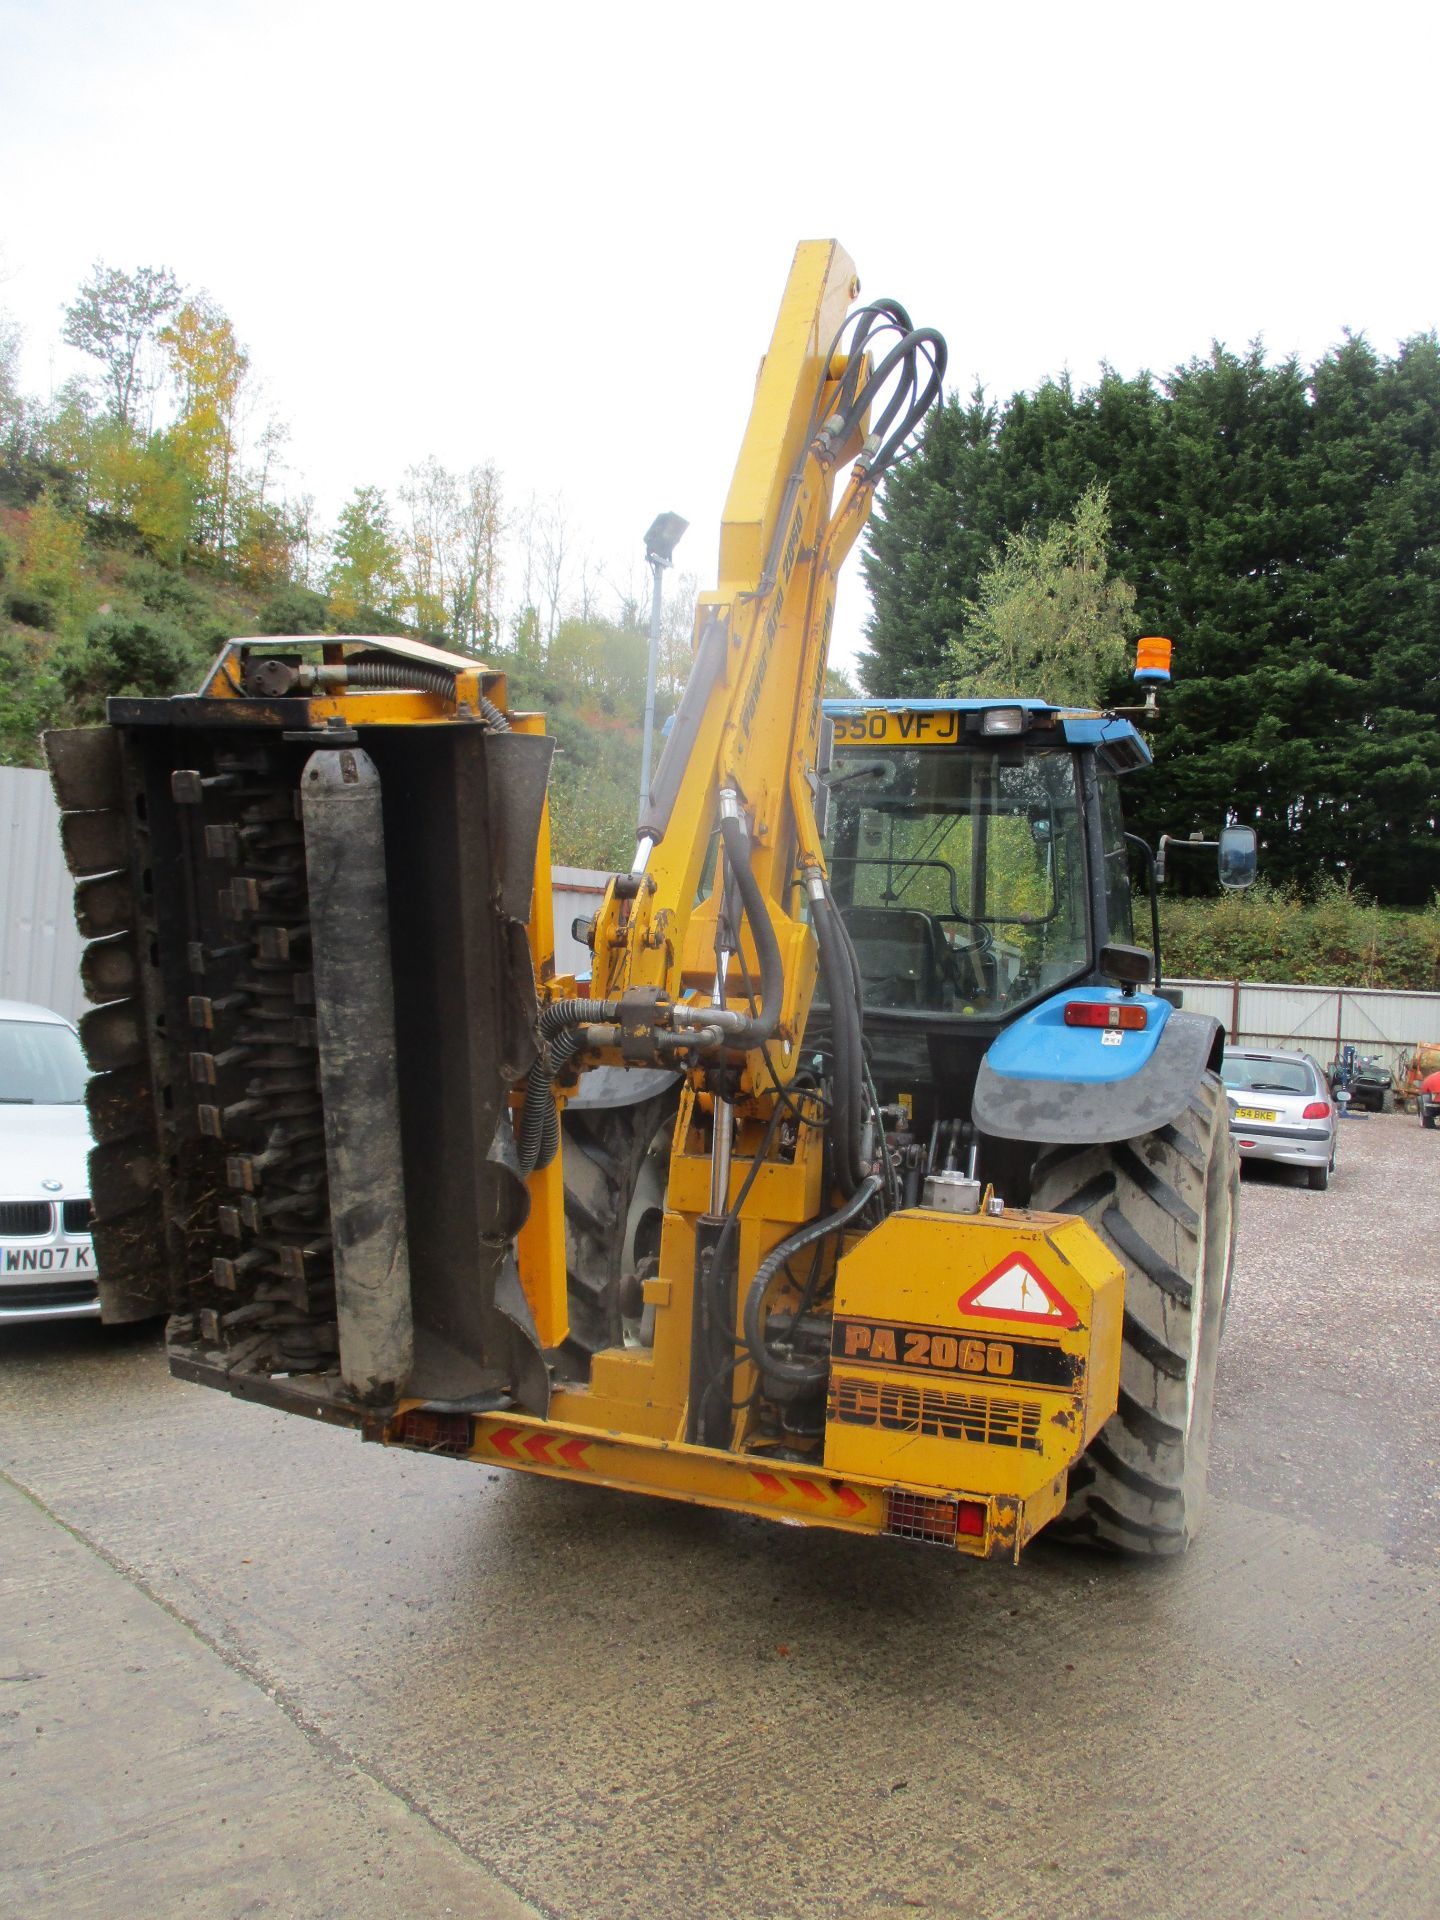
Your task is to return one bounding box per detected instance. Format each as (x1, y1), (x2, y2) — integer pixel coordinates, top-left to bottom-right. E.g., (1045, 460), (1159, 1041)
(1167, 978), (1439, 1076)
(0, 766), (86, 1023)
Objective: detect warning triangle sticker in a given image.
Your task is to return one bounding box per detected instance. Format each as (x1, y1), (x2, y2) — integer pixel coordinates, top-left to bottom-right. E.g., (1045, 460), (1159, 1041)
(958, 1251), (1077, 1329)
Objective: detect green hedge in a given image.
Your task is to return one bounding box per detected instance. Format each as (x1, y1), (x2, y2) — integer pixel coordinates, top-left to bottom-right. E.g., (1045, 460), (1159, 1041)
(1156, 882), (1440, 991)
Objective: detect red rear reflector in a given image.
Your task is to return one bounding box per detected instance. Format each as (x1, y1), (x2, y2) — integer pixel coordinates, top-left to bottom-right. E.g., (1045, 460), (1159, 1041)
(957, 1500), (986, 1537)
(1302, 1101), (1331, 1119)
(396, 1409), (474, 1455)
(1064, 1001), (1147, 1030)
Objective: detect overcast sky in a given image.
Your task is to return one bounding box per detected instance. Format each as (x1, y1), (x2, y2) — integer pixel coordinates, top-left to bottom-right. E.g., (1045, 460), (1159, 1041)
(3, 0), (1436, 673)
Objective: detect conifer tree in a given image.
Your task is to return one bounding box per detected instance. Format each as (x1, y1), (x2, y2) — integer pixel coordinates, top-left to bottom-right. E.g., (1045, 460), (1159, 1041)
(861, 338), (1440, 902)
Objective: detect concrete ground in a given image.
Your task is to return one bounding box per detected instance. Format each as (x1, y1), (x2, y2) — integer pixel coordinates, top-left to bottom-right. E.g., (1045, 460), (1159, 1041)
(2, 1111), (1437, 1920)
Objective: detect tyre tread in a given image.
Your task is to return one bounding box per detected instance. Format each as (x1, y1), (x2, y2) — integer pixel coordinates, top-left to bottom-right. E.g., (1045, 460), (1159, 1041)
(561, 1093), (678, 1364)
(1027, 1071), (1235, 1557)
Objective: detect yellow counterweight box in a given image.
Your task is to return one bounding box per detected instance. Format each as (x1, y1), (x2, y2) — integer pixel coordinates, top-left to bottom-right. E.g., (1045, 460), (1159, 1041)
(824, 1206), (1125, 1509)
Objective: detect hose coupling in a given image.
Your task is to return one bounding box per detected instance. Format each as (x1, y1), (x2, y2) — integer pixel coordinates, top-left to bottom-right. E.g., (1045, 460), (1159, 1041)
(657, 1025), (723, 1055)
(673, 1004), (748, 1035)
(617, 986), (675, 1063)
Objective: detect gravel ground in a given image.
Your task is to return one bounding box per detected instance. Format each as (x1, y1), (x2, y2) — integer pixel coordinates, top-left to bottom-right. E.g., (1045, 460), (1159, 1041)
(1211, 1108), (1440, 1563)
(3, 1108), (1438, 1919)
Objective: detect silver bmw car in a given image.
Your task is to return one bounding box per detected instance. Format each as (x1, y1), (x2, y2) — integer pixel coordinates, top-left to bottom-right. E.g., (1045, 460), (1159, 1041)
(0, 1000), (99, 1322)
(1220, 1045), (1339, 1191)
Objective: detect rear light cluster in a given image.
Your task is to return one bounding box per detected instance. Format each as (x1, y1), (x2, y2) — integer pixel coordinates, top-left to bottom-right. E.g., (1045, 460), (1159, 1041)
(883, 1490), (987, 1546)
(1064, 1001), (1148, 1030)
(1302, 1101), (1332, 1120)
(396, 1408), (475, 1455)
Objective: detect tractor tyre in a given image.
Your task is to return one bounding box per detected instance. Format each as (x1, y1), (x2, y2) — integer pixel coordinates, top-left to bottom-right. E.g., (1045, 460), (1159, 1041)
(560, 1090), (679, 1369)
(1028, 1071), (1238, 1556)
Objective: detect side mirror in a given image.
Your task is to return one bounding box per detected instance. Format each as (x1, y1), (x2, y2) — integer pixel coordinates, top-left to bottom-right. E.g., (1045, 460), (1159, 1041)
(1217, 825), (1258, 891)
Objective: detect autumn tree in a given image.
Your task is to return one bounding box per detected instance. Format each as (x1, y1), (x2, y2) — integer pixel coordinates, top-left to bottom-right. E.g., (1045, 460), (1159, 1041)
(12, 489), (92, 634)
(283, 492), (323, 591)
(0, 308), (22, 440)
(547, 616), (604, 693)
(506, 490), (576, 647)
(450, 462), (504, 652)
(62, 263), (180, 432)
(509, 602), (544, 667)
(398, 455), (455, 633)
(657, 569), (698, 699)
(87, 422), (193, 563)
(327, 485), (403, 625)
(160, 295), (250, 559)
(398, 457), (505, 651)
(0, 306), (37, 504)
(516, 493), (573, 641)
(230, 417), (295, 584)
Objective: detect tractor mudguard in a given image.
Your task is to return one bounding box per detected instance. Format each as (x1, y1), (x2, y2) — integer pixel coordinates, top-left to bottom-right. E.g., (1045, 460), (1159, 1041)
(973, 995), (1224, 1146)
(565, 1065), (681, 1112)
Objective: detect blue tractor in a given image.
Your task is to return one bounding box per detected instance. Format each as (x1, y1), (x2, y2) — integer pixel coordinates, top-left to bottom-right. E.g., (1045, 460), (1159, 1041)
(796, 691), (1246, 1550)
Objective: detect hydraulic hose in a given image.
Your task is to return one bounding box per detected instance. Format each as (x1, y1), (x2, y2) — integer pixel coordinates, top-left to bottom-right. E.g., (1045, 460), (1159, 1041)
(516, 999), (619, 1175)
(521, 1031), (582, 1172)
(835, 903), (872, 1171)
(806, 301), (948, 480)
(339, 660), (510, 730)
(810, 885), (865, 1194)
(718, 809), (784, 1049)
(742, 1174), (882, 1388)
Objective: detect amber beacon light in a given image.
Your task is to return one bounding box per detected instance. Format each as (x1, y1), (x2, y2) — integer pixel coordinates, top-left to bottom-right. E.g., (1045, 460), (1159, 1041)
(1134, 636), (1173, 685)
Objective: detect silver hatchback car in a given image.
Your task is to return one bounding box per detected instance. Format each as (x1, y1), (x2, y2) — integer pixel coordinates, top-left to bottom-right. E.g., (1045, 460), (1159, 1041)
(1220, 1045), (1339, 1190)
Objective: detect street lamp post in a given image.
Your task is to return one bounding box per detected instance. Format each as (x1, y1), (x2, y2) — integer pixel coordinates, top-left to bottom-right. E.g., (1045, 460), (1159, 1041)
(639, 511), (687, 818)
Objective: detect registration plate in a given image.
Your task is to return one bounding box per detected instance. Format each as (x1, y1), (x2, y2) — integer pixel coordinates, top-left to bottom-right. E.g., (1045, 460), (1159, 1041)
(2, 1245), (93, 1274)
(831, 708), (962, 747)
(1233, 1106), (1278, 1123)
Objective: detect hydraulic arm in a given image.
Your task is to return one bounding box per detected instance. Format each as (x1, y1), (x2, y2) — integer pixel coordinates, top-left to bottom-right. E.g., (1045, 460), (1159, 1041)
(523, 240), (946, 1196)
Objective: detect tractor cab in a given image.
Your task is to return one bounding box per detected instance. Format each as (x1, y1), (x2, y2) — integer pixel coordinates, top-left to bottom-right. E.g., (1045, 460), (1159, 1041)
(820, 700), (1150, 1020)
(817, 698), (1156, 1182)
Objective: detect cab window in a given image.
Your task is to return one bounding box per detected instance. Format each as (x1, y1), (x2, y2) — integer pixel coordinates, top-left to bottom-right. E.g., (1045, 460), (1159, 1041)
(821, 746), (1089, 1017)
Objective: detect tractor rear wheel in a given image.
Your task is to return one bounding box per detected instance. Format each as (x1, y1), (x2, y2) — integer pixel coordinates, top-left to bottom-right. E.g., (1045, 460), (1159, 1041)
(560, 1091), (679, 1369)
(1028, 1071), (1238, 1555)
